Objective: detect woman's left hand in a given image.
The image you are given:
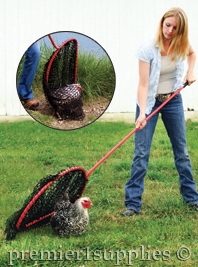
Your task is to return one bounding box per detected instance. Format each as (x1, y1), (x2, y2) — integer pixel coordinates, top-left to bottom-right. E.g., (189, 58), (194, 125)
(183, 72), (196, 86)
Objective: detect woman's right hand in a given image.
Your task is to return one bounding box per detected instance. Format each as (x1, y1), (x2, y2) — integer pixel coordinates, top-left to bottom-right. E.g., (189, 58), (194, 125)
(136, 60), (150, 130)
(135, 113), (147, 130)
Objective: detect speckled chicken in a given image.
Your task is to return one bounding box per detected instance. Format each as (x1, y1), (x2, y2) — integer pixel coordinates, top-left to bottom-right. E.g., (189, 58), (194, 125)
(48, 84), (85, 120)
(50, 188), (92, 236)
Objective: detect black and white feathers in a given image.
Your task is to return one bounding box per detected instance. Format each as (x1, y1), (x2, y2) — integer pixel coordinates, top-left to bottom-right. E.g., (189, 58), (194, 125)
(47, 84), (85, 120)
(50, 188), (92, 236)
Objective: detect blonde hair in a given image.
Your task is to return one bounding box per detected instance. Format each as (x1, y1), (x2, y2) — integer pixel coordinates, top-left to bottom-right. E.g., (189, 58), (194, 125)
(154, 7), (189, 61)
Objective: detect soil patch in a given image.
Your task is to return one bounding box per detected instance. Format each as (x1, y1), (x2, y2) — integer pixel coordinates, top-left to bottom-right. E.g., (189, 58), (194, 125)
(26, 95), (110, 130)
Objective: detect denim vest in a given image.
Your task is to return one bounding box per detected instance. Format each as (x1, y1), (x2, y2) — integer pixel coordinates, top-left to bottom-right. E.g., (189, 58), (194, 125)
(135, 37), (184, 114)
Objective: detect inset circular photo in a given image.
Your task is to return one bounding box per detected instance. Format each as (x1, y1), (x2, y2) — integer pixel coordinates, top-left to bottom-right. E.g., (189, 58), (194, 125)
(16, 31), (116, 130)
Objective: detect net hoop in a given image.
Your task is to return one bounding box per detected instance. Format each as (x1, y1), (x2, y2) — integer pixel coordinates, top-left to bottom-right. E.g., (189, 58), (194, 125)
(16, 167), (87, 230)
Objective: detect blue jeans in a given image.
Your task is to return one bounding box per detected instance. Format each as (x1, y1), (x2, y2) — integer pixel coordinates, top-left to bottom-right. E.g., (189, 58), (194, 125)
(17, 42), (40, 101)
(125, 94), (198, 212)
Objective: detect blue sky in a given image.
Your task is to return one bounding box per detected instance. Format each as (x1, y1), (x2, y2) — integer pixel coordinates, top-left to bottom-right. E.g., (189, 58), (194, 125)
(38, 31), (107, 58)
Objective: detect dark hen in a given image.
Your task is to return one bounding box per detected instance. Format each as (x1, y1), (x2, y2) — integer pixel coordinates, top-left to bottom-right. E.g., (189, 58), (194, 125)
(47, 84), (85, 120)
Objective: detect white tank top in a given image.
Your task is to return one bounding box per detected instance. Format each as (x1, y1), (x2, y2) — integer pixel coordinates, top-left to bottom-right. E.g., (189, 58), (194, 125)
(157, 55), (177, 94)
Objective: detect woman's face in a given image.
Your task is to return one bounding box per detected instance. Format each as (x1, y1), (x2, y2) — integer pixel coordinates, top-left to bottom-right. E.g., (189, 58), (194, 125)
(162, 16), (178, 41)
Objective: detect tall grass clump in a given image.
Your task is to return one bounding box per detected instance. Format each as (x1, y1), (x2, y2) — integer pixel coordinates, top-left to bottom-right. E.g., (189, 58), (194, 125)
(16, 40), (115, 101)
(77, 50), (115, 101)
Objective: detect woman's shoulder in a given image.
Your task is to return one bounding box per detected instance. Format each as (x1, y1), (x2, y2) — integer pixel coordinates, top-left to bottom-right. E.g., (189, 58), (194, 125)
(135, 37), (156, 63)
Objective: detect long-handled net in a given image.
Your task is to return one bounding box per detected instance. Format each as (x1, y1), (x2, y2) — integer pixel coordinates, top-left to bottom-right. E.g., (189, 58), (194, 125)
(42, 35), (84, 120)
(5, 168), (87, 240)
(5, 82), (188, 240)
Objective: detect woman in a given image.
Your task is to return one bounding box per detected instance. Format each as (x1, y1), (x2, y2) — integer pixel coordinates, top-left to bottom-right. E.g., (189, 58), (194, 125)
(122, 7), (198, 216)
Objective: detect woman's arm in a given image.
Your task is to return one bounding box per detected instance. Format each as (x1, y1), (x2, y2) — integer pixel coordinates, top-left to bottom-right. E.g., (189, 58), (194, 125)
(136, 60), (150, 129)
(184, 44), (196, 86)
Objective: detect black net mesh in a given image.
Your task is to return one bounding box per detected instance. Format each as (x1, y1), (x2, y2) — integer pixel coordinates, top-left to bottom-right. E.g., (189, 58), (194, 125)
(43, 40), (85, 120)
(5, 169), (87, 240)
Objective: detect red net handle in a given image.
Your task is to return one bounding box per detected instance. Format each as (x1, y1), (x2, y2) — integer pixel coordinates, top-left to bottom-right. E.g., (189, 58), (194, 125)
(16, 167), (87, 230)
(48, 34), (59, 50)
(86, 82), (188, 178)
(46, 35), (78, 84)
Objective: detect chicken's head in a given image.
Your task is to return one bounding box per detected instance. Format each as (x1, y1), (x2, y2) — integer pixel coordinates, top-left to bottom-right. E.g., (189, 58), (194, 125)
(75, 84), (82, 92)
(81, 197), (92, 209)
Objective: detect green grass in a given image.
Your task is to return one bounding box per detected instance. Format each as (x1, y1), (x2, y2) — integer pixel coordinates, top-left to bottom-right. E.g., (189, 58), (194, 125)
(16, 41), (115, 102)
(0, 119), (198, 266)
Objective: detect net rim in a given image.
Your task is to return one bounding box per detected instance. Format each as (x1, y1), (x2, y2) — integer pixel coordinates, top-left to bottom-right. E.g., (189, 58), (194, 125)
(46, 38), (78, 85)
(16, 167), (87, 230)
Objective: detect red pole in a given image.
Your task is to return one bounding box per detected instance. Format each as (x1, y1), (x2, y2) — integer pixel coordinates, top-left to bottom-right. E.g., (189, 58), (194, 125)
(48, 34), (59, 50)
(86, 82), (188, 178)
(86, 128), (137, 178)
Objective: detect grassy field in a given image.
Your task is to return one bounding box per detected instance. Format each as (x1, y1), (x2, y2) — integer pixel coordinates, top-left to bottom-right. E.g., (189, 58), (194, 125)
(0, 119), (198, 266)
